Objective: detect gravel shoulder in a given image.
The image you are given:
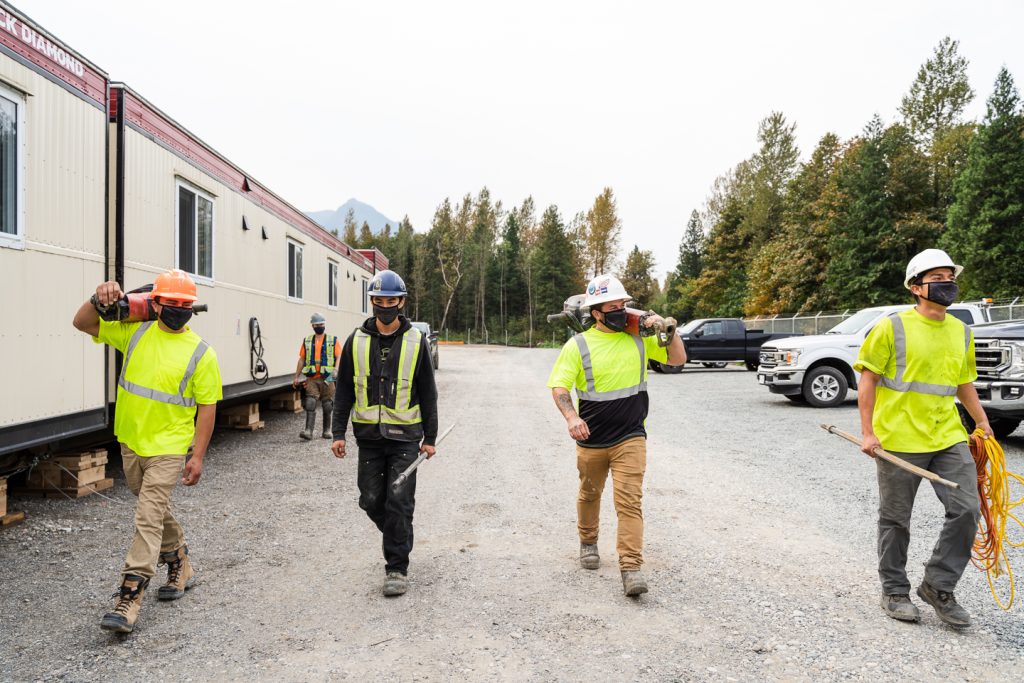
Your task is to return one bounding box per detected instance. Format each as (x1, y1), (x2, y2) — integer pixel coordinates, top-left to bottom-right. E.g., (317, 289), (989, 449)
(2, 346), (1024, 682)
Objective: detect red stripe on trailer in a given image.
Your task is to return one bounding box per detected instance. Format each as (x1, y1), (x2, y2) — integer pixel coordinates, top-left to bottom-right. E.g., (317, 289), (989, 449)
(115, 84), (375, 272)
(0, 4), (106, 105)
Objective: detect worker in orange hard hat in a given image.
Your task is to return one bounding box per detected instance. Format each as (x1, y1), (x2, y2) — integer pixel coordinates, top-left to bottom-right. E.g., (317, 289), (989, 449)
(73, 269), (222, 634)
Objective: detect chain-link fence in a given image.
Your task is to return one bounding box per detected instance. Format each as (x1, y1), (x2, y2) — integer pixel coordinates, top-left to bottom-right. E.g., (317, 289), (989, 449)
(743, 297), (1023, 335)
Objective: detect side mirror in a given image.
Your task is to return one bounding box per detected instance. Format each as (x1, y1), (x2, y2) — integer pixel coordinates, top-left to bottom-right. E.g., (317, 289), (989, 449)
(693, 330), (703, 338)
(429, 332), (438, 341)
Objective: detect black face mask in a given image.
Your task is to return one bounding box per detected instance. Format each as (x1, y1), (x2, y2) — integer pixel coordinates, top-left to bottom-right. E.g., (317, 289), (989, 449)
(313, 326), (326, 335)
(373, 304), (401, 324)
(921, 281), (959, 307)
(159, 305), (193, 331)
(601, 308), (628, 332)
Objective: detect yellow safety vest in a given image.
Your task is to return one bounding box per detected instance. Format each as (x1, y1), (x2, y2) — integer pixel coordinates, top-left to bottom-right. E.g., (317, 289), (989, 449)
(352, 327), (423, 427)
(120, 321), (209, 408)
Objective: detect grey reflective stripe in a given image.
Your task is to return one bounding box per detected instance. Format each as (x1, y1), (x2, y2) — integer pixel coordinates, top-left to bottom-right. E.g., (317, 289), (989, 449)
(877, 312), (964, 397)
(574, 334), (647, 403)
(117, 322), (209, 408)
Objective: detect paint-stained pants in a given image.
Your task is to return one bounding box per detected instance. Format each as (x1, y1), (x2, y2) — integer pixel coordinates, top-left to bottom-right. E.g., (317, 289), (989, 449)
(876, 441), (981, 594)
(120, 444), (186, 580)
(357, 440), (419, 574)
(576, 436), (646, 571)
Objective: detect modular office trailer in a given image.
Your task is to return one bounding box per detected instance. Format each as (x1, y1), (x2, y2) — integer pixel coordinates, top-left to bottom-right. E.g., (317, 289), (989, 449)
(0, 2), (382, 456)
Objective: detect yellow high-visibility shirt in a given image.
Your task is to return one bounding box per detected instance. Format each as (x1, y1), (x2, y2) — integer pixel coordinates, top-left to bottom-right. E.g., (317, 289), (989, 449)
(95, 320), (222, 456)
(854, 308), (976, 453)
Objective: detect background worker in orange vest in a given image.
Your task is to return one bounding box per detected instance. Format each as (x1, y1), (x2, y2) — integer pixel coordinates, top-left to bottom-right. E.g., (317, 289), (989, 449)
(293, 312), (341, 440)
(73, 269), (222, 634)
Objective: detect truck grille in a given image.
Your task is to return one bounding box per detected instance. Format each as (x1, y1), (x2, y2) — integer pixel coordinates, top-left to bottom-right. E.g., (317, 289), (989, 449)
(974, 339), (1010, 378)
(759, 346), (781, 369)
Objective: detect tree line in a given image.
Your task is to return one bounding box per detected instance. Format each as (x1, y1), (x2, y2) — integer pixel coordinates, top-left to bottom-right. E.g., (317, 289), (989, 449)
(665, 37), (1024, 321)
(339, 36), (1024, 343)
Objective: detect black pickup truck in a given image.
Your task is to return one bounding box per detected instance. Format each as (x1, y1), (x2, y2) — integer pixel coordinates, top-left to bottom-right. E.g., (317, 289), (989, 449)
(959, 319), (1024, 439)
(650, 318), (801, 374)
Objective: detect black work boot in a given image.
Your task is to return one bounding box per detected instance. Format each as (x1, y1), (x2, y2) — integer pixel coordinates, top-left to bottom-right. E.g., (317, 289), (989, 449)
(917, 581), (971, 627)
(157, 545), (195, 600)
(299, 410), (316, 440)
(100, 575), (149, 633)
(321, 399), (334, 439)
(880, 593), (920, 622)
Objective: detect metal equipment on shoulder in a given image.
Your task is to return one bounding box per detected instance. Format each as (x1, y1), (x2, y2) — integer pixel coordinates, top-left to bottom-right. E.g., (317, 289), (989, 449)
(546, 294), (678, 347)
(391, 423), (456, 494)
(92, 283), (209, 322)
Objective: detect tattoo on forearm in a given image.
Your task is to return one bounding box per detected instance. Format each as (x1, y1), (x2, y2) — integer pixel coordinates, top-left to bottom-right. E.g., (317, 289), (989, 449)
(556, 392), (577, 418)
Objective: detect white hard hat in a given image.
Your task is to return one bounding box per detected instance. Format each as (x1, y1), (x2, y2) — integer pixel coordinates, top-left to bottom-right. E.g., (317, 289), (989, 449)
(904, 249), (963, 290)
(583, 274), (631, 307)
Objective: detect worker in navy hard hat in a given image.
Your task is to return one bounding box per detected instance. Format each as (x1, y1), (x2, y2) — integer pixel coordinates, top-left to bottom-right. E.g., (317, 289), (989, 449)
(294, 312), (341, 440)
(854, 248), (989, 627)
(329, 269), (439, 597)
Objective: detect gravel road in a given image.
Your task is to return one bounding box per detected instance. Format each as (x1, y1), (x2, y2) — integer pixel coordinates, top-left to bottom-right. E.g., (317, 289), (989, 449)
(2, 345), (1024, 682)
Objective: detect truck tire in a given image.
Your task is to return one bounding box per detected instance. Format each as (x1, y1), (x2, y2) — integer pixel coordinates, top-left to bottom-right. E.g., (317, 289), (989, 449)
(802, 366), (848, 408)
(958, 407), (1020, 439)
(661, 363), (684, 374)
(702, 362), (728, 369)
(745, 361), (758, 372)
(650, 361), (665, 374)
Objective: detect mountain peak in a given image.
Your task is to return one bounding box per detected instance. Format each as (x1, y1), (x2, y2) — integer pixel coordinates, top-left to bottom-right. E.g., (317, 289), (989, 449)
(307, 199), (399, 235)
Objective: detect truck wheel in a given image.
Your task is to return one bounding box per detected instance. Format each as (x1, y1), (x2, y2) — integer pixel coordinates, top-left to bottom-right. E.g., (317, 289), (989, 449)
(650, 361), (665, 374)
(745, 361), (758, 372)
(661, 364), (684, 374)
(433, 353), (439, 370)
(994, 418), (1021, 439)
(702, 362), (728, 369)
(802, 366), (848, 408)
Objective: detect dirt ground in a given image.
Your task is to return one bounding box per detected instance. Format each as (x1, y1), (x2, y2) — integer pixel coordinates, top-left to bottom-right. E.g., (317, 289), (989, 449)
(2, 345), (1024, 682)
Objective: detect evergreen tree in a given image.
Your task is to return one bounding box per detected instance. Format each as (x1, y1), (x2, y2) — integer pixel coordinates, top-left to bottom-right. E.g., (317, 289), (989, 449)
(900, 37), (974, 146)
(358, 221), (374, 249)
(618, 246), (657, 309)
(342, 207), (358, 245)
(665, 210), (705, 320)
(530, 205), (578, 338)
(942, 67), (1024, 297)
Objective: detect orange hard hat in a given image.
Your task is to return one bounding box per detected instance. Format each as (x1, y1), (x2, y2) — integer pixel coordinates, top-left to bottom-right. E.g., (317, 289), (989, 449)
(152, 269), (198, 302)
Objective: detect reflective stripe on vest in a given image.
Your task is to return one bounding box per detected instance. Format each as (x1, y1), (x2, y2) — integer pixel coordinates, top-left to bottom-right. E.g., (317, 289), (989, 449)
(573, 333), (647, 402)
(352, 327), (423, 424)
(302, 334), (337, 376)
(118, 322), (210, 408)
(877, 312), (971, 397)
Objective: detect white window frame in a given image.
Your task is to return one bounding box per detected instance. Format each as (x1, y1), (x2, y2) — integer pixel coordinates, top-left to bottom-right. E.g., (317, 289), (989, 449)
(287, 238), (304, 302)
(174, 178), (215, 284)
(0, 82), (26, 250)
(328, 259), (339, 309)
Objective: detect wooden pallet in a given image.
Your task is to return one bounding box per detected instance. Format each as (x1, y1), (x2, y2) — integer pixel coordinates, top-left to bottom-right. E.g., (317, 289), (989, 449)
(230, 420), (265, 431)
(269, 390), (303, 413)
(24, 449), (108, 490)
(1, 511), (26, 528)
(0, 476), (7, 517)
(14, 477), (114, 499)
(218, 402), (263, 428)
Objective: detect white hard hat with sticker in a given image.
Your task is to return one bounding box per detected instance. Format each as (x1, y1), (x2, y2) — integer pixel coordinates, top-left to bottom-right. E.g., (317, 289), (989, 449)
(583, 274), (631, 307)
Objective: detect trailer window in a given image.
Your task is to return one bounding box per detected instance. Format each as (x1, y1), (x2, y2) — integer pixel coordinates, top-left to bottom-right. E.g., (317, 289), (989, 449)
(328, 260), (338, 308)
(288, 240), (303, 301)
(0, 84), (25, 247)
(176, 182), (214, 280)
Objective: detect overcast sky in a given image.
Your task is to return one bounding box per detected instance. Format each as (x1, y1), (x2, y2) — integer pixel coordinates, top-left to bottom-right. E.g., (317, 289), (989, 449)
(22, 0), (1024, 277)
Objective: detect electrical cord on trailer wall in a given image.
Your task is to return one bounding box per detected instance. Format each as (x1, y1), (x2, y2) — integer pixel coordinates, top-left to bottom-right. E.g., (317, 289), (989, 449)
(249, 317), (269, 385)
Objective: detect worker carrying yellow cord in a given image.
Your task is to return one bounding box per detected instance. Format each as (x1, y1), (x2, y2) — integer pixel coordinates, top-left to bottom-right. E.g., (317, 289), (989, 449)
(73, 270), (222, 634)
(854, 248), (991, 627)
(293, 312), (341, 441)
(547, 274), (686, 597)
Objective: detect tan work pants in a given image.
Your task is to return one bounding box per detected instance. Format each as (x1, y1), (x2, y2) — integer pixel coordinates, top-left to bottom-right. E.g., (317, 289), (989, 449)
(576, 436), (646, 570)
(120, 444), (186, 580)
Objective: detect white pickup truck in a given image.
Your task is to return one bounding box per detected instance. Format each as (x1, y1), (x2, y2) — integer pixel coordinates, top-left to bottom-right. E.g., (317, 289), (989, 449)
(756, 303), (992, 408)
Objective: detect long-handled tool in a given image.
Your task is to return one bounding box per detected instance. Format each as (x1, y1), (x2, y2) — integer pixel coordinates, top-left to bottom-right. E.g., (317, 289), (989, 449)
(391, 423), (456, 494)
(821, 424), (960, 490)
(547, 295), (678, 347)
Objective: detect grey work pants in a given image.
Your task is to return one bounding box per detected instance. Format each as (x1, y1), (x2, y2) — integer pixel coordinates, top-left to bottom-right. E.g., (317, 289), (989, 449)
(876, 441), (980, 594)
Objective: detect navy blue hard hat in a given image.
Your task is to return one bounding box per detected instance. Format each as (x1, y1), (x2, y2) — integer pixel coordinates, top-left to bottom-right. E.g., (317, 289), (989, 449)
(368, 270), (407, 297)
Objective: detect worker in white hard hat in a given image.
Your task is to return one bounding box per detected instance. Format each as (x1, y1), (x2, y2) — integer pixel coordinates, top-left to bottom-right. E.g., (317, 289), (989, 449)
(853, 248), (990, 627)
(547, 274), (686, 597)
(294, 312), (341, 440)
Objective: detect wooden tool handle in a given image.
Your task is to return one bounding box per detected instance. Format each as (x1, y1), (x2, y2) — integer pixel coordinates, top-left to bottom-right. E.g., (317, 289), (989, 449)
(821, 424), (960, 490)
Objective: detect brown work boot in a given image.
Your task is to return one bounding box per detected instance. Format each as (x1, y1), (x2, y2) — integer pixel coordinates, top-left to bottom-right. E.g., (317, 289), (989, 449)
(100, 575), (149, 633)
(621, 570), (649, 597)
(580, 542), (600, 570)
(157, 545), (195, 600)
(917, 581), (971, 627)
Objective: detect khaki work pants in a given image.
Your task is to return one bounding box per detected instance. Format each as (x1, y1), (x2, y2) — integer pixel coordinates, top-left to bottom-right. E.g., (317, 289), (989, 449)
(120, 444), (186, 580)
(304, 376), (336, 401)
(576, 436), (646, 571)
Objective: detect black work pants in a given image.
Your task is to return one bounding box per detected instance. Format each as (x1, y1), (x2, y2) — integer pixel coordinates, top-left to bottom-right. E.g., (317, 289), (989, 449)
(357, 439), (419, 574)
